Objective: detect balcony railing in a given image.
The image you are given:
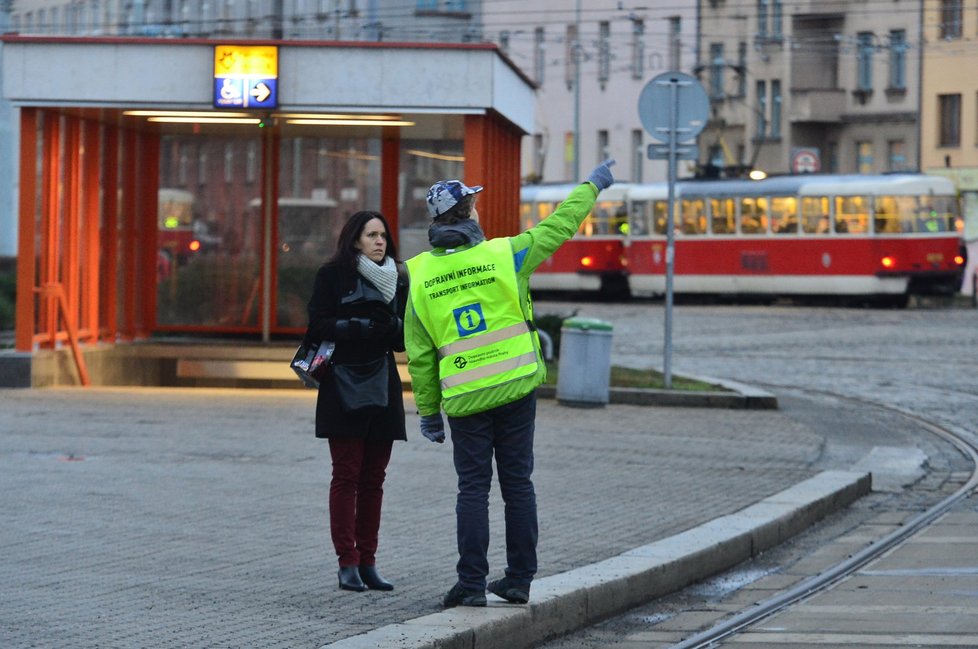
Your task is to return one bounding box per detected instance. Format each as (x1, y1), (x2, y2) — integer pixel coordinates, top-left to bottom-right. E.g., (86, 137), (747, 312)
(789, 88), (846, 123)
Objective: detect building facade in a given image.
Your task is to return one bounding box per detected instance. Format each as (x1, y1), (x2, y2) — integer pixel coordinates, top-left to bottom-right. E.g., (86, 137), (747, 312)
(481, 0), (698, 184)
(920, 0), (978, 290)
(697, 0), (920, 178)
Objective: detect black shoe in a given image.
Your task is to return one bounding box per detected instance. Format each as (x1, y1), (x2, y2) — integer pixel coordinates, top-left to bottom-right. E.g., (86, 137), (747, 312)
(358, 565), (394, 591)
(442, 582), (487, 608)
(338, 566), (367, 592)
(488, 577), (530, 604)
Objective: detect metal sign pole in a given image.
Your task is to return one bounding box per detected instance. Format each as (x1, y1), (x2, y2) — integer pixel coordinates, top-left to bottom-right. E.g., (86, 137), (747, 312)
(663, 80), (678, 389)
(637, 71), (708, 390)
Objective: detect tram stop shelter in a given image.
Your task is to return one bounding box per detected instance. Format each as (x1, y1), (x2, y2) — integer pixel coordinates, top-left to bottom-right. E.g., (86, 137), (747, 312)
(0, 36), (533, 388)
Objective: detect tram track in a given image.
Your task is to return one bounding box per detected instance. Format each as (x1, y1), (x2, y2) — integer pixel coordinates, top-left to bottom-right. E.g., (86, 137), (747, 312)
(667, 391), (978, 649)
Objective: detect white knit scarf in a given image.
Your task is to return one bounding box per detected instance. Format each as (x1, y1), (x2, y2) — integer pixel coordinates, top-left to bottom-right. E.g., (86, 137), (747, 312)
(356, 254), (398, 303)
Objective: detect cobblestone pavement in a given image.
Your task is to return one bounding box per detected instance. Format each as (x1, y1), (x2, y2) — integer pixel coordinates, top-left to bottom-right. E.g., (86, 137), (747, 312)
(3, 304), (975, 648)
(537, 301), (978, 442)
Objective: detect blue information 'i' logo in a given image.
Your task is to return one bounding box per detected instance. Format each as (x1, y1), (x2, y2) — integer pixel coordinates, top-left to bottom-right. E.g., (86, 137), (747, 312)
(453, 303), (487, 337)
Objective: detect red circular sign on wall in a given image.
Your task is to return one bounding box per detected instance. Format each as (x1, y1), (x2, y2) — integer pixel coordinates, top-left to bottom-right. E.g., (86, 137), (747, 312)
(791, 148), (821, 174)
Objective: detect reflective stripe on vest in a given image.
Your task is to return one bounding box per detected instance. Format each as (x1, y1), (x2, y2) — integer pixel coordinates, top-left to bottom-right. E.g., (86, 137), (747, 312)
(407, 238), (539, 402)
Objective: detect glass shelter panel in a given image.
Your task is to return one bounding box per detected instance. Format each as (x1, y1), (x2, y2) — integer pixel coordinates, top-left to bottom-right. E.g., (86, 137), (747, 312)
(157, 131), (262, 328)
(275, 133), (382, 329)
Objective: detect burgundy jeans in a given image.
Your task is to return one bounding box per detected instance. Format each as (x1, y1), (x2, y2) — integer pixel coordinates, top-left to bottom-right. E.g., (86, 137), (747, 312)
(328, 437), (393, 568)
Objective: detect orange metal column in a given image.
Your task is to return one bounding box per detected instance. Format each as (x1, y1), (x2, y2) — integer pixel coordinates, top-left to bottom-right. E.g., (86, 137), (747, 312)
(15, 109), (38, 353)
(39, 112), (61, 347)
(381, 126), (400, 243)
(81, 119), (102, 341)
(100, 126), (119, 341)
(63, 116), (81, 328)
(119, 128), (137, 340)
(464, 113), (522, 238)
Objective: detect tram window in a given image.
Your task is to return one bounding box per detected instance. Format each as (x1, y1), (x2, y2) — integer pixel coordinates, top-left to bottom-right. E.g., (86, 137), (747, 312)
(520, 201), (536, 231)
(629, 202), (649, 235)
(770, 196), (798, 234)
(680, 199), (706, 234)
(535, 203), (552, 229)
(874, 196), (911, 233)
(801, 196), (830, 234)
(710, 198), (736, 234)
(739, 197), (768, 234)
(834, 196), (869, 234)
(653, 200), (669, 234)
(917, 196), (956, 232)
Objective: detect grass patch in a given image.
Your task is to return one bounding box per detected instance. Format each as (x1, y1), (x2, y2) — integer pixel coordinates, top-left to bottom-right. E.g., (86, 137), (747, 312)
(544, 361), (724, 391)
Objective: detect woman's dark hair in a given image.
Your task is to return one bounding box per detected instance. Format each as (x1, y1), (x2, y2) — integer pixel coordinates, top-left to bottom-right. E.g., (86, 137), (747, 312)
(329, 210), (399, 268)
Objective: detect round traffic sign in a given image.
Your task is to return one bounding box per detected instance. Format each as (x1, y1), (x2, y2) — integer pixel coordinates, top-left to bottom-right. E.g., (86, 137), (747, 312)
(638, 71), (709, 143)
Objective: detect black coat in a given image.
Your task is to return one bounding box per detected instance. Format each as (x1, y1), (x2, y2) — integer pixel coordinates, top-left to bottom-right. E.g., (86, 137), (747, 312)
(305, 262), (408, 441)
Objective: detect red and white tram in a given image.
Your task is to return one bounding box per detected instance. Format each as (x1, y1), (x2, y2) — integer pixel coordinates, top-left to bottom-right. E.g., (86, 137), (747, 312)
(521, 174), (967, 305)
(519, 182), (631, 296)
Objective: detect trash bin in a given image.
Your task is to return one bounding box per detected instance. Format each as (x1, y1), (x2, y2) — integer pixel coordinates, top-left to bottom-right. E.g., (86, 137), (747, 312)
(556, 317), (613, 407)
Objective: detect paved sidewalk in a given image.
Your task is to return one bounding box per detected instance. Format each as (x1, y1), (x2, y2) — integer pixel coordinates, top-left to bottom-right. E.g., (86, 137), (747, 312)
(2, 386), (860, 648)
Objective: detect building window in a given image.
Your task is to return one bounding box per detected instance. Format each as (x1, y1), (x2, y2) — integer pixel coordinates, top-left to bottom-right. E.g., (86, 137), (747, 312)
(887, 140), (907, 171)
(631, 19), (645, 80)
(178, 145), (189, 185)
(197, 146), (208, 185)
(597, 130), (610, 165)
(939, 93), (961, 147)
(565, 24), (578, 90)
(534, 27), (545, 85)
(668, 17), (681, 71)
(737, 42), (747, 97)
(598, 21), (610, 88)
(757, 0), (768, 39)
(224, 143), (234, 183)
(533, 133), (544, 179)
(709, 43), (725, 99)
(856, 141), (874, 174)
(632, 129), (644, 183)
(246, 141), (258, 184)
(856, 32), (874, 91)
(940, 0), (962, 40)
(772, 0), (782, 38)
(770, 80), (782, 137)
(499, 31), (510, 55)
(889, 30), (906, 89)
(756, 80), (767, 137)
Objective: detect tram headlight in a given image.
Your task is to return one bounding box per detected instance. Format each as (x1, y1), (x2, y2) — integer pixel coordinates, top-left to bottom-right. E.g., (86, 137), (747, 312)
(880, 255), (895, 269)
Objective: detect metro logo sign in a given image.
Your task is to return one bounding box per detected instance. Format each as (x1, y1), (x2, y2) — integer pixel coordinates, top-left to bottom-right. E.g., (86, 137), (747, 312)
(213, 45), (278, 109)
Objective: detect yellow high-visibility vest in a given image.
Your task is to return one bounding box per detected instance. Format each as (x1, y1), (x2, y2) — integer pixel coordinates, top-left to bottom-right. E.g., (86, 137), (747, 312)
(406, 238), (539, 408)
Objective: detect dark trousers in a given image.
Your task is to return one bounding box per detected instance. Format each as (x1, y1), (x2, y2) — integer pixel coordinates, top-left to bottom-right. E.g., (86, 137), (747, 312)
(448, 392), (538, 591)
(328, 437), (393, 568)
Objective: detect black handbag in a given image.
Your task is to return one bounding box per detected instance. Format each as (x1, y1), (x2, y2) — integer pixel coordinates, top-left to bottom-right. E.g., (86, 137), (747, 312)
(332, 356), (389, 411)
(291, 340), (335, 389)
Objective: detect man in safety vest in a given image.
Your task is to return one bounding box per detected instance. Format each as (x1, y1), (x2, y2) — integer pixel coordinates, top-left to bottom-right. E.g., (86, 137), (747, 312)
(404, 160), (616, 608)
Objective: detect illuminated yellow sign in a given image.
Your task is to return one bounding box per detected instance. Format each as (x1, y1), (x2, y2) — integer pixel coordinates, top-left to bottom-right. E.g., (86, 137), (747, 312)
(214, 45), (278, 77)
(213, 45), (279, 109)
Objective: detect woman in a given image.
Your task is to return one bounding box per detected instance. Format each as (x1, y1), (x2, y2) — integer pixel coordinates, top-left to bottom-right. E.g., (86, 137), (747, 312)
(305, 210), (407, 592)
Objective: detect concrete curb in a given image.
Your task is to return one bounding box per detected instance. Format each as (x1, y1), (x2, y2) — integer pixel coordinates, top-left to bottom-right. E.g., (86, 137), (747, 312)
(536, 376), (778, 410)
(319, 469), (871, 649)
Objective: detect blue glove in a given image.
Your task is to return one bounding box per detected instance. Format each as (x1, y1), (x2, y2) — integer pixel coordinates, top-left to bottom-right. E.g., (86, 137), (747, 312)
(586, 159), (616, 190)
(420, 413), (445, 443)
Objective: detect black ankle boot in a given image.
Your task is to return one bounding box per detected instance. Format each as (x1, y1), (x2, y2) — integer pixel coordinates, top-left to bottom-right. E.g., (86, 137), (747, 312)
(358, 565), (394, 591)
(338, 566), (367, 592)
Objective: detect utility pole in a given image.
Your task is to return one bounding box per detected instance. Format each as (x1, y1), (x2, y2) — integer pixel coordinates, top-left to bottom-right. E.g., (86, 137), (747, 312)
(572, 0), (581, 181)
